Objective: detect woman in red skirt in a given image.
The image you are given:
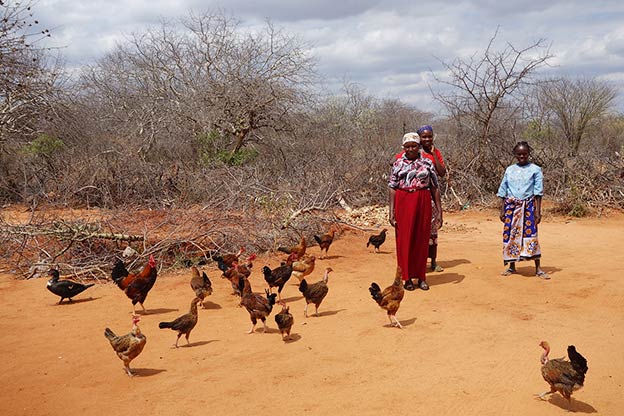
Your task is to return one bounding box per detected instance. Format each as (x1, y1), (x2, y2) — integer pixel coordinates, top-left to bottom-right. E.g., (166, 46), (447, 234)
(388, 133), (442, 291)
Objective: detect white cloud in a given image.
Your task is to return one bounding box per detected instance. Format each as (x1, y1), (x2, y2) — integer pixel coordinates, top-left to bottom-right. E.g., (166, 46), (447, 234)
(28, 0), (624, 110)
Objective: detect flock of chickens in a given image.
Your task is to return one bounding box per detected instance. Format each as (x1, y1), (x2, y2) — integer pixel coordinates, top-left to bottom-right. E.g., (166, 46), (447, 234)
(44, 224), (588, 410)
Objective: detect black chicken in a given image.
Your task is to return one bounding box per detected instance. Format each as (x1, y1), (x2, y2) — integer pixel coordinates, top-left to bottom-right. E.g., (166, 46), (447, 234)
(367, 228), (388, 253)
(262, 253), (296, 301)
(537, 341), (589, 411)
(46, 269), (94, 304)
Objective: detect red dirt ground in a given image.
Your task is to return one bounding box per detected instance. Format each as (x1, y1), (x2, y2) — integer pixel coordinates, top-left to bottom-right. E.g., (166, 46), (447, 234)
(1, 209), (622, 415)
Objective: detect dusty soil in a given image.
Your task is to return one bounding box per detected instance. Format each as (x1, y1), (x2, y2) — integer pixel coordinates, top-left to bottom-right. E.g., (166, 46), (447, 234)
(1, 209), (622, 415)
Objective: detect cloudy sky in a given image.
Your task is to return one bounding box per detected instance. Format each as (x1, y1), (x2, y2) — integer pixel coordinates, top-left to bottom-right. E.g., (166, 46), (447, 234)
(31, 0), (624, 110)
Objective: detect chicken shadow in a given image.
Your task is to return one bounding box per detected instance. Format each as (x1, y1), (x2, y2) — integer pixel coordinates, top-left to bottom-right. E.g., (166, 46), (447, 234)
(319, 254), (343, 260)
(314, 308), (346, 317)
(368, 250), (390, 255)
(394, 317), (417, 328)
(427, 272), (465, 286)
(130, 368), (167, 377)
(544, 395), (597, 413)
(279, 295), (304, 303)
(200, 300), (222, 310)
(185, 340), (218, 348)
(138, 307), (178, 315)
(283, 333), (302, 343)
(52, 296), (101, 305)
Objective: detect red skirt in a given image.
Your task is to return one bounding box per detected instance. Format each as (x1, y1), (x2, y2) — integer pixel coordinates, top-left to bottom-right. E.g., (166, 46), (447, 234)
(394, 189), (432, 281)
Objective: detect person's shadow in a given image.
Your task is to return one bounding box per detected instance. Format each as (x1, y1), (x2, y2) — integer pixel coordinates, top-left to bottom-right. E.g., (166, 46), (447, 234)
(428, 272), (465, 286)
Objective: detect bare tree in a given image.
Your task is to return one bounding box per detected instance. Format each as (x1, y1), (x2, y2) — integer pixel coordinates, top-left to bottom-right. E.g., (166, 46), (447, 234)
(432, 29), (553, 163)
(79, 11), (316, 162)
(0, 0), (57, 145)
(536, 77), (617, 156)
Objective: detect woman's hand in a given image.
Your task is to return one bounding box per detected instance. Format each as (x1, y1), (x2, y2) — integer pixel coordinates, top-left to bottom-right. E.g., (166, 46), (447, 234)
(389, 215), (396, 227)
(535, 212), (541, 224)
(499, 212), (505, 222)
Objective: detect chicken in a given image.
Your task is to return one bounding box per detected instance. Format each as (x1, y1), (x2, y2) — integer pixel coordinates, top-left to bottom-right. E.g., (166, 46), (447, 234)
(232, 253), (257, 278)
(367, 228), (388, 253)
(46, 269), (94, 304)
(537, 341), (589, 410)
(291, 254), (316, 283)
(190, 266), (212, 308)
(314, 225), (337, 259)
(238, 276), (278, 334)
(223, 266), (245, 296)
(262, 253), (297, 301)
(111, 255), (158, 315)
(158, 298), (202, 348)
(104, 315), (147, 377)
(277, 235), (307, 258)
(369, 266), (404, 328)
(299, 267), (333, 317)
(212, 247), (245, 273)
(274, 301), (294, 340)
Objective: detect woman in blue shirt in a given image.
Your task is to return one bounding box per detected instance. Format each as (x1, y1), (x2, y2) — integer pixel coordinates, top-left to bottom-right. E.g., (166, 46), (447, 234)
(497, 141), (548, 278)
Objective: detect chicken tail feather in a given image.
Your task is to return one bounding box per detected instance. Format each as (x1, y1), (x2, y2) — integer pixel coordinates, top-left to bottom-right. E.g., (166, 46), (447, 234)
(369, 282), (383, 304)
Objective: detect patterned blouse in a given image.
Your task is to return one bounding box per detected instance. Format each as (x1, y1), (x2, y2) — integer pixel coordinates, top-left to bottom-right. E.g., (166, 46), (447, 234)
(388, 155), (439, 191)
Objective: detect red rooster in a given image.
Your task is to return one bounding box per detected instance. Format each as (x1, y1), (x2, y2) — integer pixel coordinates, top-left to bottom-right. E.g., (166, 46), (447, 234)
(112, 255), (158, 314)
(537, 341), (588, 411)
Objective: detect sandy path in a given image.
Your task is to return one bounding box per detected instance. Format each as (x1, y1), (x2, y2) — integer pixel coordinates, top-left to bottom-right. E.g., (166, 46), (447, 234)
(0, 209), (622, 415)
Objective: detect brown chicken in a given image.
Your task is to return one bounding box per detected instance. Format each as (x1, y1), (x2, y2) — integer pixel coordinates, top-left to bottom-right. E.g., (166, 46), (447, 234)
(232, 253), (257, 278)
(190, 266), (212, 308)
(262, 253), (296, 300)
(537, 341), (589, 410)
(367, 228), (388, 253)
(277, 235), (307, 258)
(158, 297), (202, 348)
(223, 266), (246, 296)
(104, 315), (147, 377)
(238, 276), (278, 334)
(299, 267), (333, 317)
(291, 254), (316, 282)
(111, 255), (158, 314)
(314, 225), (337, 259)
(274, 301), (294, 340)
(369, 266), (404, 328)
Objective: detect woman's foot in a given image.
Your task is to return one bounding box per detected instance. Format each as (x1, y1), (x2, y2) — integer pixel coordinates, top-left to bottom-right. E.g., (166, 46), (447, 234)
(501, 268), (516, 276)
(403, 279), (416, 291)
(417, 279), (429, 290)
(536, 270), (550, 279)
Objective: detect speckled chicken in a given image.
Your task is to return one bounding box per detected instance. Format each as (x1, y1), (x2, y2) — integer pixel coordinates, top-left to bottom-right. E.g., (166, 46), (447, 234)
(190, 266), (212, 307)
(46, 269), (94, 304)
(291, 254), (316, 283)
(299, 267), (333, 317)
(274, 302), (294, 340)
(104, 315), (147, 377)
(537, 341), (588, 410)
(369, 266), (404, 328)
(158, 298), (202, 348)
(238, 276), (277, 334)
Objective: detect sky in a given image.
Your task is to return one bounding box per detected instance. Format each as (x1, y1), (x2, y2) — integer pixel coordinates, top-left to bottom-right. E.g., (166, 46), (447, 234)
(27, 0), (624, 111)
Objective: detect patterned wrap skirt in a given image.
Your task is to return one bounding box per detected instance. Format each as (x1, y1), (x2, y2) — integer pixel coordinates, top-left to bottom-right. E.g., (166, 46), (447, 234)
(502, 196), (541, 264)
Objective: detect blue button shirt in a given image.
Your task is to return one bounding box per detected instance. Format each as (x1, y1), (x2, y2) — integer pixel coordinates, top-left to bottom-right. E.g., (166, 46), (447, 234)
(497, 163), (543, 200)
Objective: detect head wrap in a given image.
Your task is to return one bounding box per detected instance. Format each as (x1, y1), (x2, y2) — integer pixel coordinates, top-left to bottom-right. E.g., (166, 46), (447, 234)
(417, 125), (433, 136)
(402, 132), (420, 145)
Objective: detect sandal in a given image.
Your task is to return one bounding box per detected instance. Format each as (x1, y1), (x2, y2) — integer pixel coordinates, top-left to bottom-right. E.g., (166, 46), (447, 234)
(434, 265), (444, 272)
(500, 268), (516, 276)
(536, 271), (550, 280)
(403, 279), (416, 291)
